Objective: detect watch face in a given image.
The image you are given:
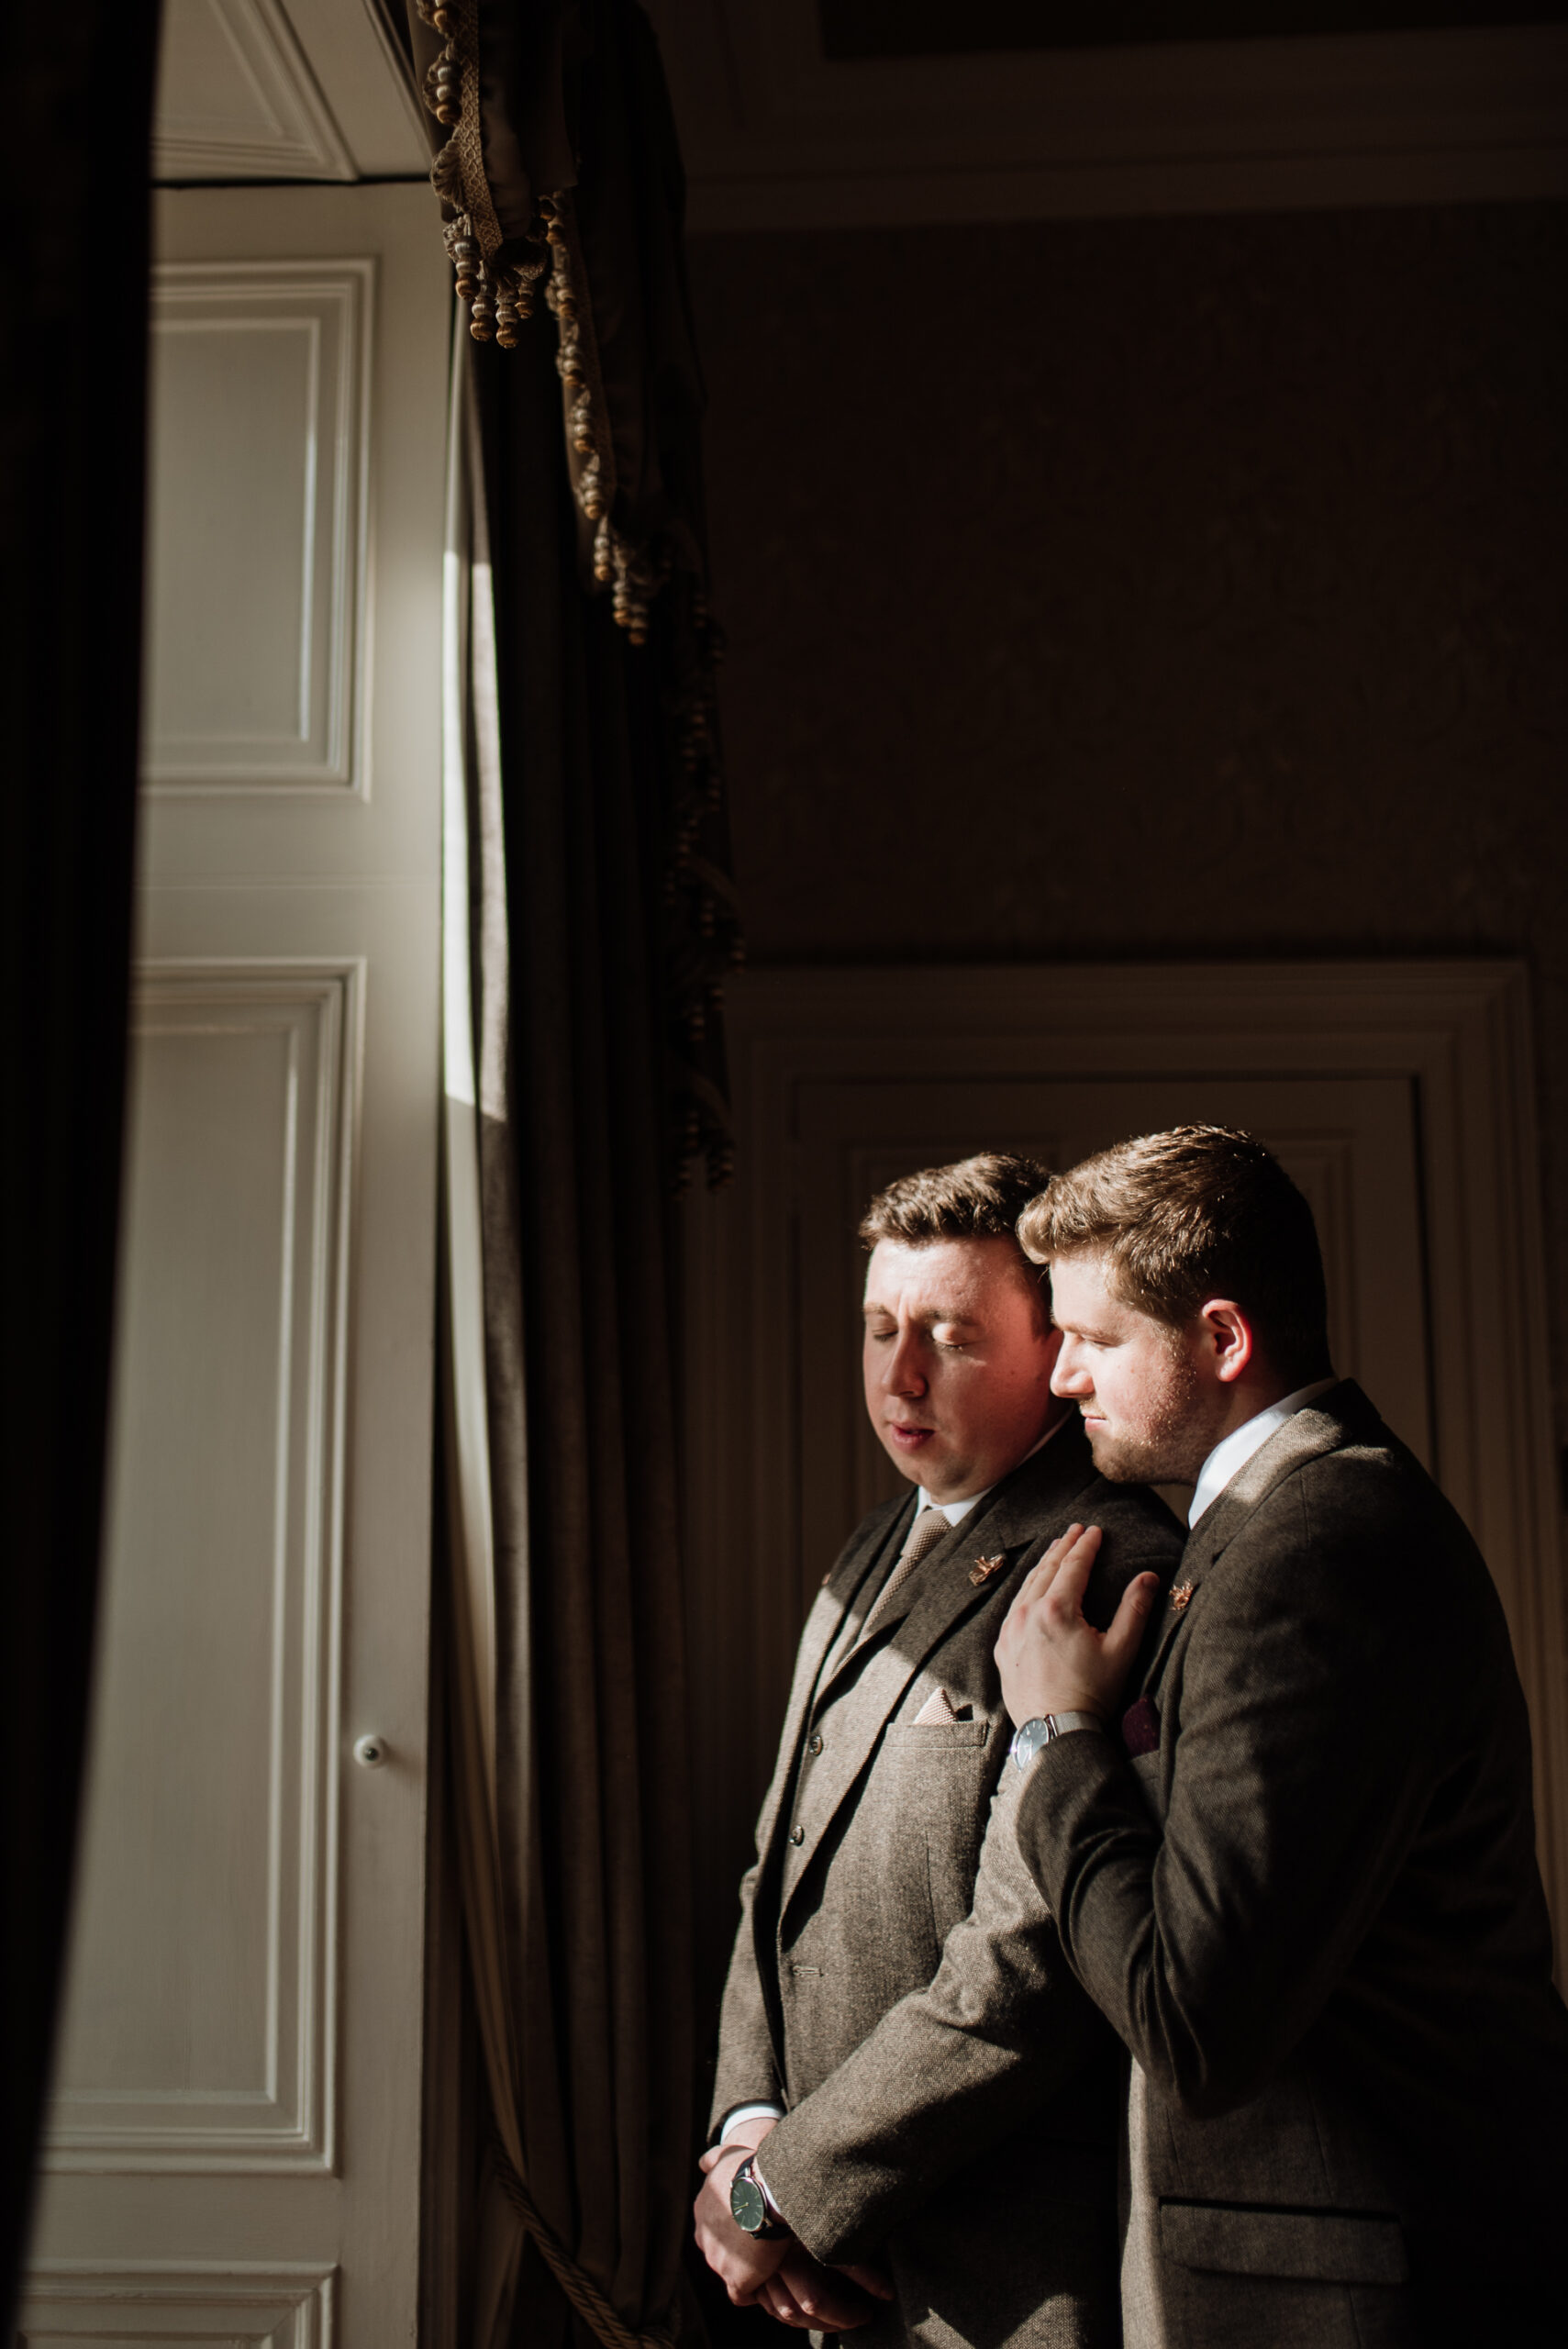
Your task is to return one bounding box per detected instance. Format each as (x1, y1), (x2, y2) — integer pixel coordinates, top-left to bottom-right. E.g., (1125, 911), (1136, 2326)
(730, 2170), (769, 2234)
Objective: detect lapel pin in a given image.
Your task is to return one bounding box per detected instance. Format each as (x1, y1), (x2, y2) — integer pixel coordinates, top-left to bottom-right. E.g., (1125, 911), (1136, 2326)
(1170, 1581), (1195, 1613)
(969, 1554), (1006, 1587)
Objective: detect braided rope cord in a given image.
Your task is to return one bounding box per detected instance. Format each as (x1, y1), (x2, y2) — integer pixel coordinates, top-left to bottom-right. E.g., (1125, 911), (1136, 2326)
(490, 2132), (679, 2349)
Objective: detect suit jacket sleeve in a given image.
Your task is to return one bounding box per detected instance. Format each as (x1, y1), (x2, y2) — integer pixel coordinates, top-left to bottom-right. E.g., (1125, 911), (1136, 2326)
(756, 1756), (1111, 2265)
(755, 1496), (1182, 2265)
(1011, 1458), (1476, 2117)
(709, 1852), (784, 2126)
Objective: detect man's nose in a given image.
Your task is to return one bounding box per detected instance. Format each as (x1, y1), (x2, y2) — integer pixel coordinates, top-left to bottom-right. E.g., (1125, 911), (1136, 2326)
(1051, 1343), (1090, 1397)
(884, 1329), (927, 1394)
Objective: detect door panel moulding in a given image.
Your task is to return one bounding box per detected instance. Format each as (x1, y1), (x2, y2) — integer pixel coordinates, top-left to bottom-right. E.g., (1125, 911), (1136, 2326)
(44, 963), (363, 2175)
(142, 263), (373, 799)
(30, 180), (445, 2341)
(17, 2260), (336, 2347)
(812, 1076), (1426, 1543)
(682, 961), (1567, 1980)
(153, 0), (357, 182)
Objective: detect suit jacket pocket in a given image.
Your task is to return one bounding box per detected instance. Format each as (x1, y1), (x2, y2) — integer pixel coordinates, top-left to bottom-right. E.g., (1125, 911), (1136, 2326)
(1159, 2199), (1408, 2287)
(884, 1720), (991, 1748)
(881, 1719), (995, 1954)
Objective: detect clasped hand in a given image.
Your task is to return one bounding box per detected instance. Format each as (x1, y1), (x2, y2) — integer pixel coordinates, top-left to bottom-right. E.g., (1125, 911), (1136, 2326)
(994, 1522), (1162, 1728)
(693, 2126), (893, 2328)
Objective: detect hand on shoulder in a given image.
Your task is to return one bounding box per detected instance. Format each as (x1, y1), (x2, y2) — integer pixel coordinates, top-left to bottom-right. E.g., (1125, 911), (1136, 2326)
(995, 1523), (1164, 1728)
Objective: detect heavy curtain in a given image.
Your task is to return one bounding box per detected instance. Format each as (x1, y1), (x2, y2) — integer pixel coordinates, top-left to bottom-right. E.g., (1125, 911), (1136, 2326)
(0, 0), (161, 2328)
(401, 0), (739, 1179)
(432, 10), (738, 2342)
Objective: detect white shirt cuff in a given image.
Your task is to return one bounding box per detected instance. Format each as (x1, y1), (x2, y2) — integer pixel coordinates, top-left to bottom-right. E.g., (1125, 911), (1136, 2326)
(718, 2099), (785, 2143)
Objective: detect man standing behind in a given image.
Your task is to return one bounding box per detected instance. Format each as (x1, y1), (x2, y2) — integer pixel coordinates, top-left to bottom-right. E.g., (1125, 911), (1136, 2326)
(694, 1154), (1183, 2347)
(995, 1126), (1568, 2346)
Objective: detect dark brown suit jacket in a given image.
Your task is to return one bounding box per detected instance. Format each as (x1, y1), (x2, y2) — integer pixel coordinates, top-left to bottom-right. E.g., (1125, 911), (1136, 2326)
(1013, 1381), (1568, 2348)
(711, 1419), (1183, 2349)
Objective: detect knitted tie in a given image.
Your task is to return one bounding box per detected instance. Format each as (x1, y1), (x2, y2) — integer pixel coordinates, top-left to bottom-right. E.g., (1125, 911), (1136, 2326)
(856, 1505), (951, 1647)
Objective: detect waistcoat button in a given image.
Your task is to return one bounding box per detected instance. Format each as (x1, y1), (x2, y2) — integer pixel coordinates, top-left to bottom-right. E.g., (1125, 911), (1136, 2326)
(789, 1825), (805, 1845)
(806, 1732), (823, 1756)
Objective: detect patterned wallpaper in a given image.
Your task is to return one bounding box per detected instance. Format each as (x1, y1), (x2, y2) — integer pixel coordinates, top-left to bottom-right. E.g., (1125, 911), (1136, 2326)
(686, 201), (1568, 1438)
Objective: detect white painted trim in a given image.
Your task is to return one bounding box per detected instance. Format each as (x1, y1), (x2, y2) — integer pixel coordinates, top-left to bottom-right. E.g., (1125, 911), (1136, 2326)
(153, 0), (356, 182)
(18, 2259), (336, 2346)
(284, 0), (431, 174)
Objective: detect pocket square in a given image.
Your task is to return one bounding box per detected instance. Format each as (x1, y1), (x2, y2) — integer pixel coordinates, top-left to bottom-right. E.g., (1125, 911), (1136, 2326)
(1121, 1696), (1160, 1757)
(914, 1686), (973, 1726)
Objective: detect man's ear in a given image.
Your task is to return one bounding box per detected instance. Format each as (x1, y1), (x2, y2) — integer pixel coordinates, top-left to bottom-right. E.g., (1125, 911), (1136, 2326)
(1196, 1298), (1255, 1385)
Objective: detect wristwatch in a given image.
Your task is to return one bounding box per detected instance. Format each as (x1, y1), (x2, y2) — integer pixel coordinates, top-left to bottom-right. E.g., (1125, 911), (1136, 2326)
(729, 2154), (790, 2240)
(1009, 1712), (1105, 1773)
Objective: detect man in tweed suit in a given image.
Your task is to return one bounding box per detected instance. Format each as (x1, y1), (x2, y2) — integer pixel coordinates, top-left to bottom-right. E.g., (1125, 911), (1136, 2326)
(995, 1126), (1568, 2347)
(693, 1155), (1183, 2346)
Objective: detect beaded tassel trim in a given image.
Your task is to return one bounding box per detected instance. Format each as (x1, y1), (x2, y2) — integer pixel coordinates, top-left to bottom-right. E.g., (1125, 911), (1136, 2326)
(413, 0), (657, 642)
(414, 0), (744, 1184)
(541, 195), (664, 645)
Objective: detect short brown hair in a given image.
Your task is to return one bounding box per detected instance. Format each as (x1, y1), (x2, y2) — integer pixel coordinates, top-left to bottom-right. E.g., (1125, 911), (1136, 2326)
(1017, 1126), (1330, 1379)
(861, 1152), (1052, 1252)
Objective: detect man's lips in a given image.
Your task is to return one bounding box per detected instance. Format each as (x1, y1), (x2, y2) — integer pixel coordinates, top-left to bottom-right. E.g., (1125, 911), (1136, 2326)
(886, 1422), (936, 1447)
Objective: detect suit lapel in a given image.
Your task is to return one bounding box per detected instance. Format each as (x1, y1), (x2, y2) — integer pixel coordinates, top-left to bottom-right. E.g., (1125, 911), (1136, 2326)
(1140, 1380), (1365, 1689)
(753, 1498), (909, 1861)
(817, 1498), (915, 1685)
(819, 1418), (1101, 1680)
(779, 1423), (1101, 1934)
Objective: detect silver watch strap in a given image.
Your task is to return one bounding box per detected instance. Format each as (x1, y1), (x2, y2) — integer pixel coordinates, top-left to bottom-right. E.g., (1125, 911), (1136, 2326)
(750, 2156), (785, 2226)
(1010, 1711), (1106, 1772)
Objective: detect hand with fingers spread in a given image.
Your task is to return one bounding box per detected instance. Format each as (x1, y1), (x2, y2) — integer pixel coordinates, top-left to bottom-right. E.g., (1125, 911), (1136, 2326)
(995, 1522), (1163, 1730)
(758, 2247), (895, 2331)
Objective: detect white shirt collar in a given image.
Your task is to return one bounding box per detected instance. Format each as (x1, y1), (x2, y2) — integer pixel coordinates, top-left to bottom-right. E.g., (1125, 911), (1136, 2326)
(1187, 1377), (1340, 1528)
(918, 1412), (1069, 1526)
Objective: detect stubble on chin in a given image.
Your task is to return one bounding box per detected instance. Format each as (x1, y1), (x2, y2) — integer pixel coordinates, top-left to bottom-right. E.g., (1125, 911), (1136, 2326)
(1084, 1341), (1213, 1486)
(1085, 1427), (1173, 1483)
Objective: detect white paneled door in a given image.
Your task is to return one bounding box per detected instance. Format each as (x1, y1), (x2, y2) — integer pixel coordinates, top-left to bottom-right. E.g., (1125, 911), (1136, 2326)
(22, 187), (449, 2346)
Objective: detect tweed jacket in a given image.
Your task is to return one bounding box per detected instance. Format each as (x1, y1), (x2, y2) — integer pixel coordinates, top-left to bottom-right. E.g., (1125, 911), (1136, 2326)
(710, 1419), (1184, 2349)
(1013, 1382), (1568, 2349)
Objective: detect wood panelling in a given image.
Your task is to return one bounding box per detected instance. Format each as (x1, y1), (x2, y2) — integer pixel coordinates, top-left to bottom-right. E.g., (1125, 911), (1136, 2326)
(794, 1074), (1427, 1553)
(683, 963), (1566, 2014)
(686, 197), (1568, 1576)
(651, 2), (1568, 228)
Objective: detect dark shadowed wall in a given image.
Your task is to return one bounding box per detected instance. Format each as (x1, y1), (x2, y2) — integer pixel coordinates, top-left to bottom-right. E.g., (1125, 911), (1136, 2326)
(685, 199), (1568, 1442)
